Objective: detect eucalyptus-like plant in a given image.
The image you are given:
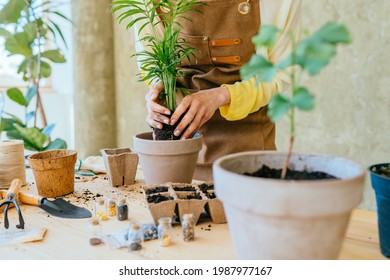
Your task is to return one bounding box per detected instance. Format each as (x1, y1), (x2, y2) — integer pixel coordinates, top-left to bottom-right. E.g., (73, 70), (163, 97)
(0, 0), (69, 151)
(241, 22), (351, 178)
(112, 0), (202, 112)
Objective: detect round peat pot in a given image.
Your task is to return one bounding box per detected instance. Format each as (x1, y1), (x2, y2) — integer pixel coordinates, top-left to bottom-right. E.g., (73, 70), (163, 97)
(28, 149), (77, 198)
(133, 132), (203, 185)
(213, 151), (365, 260)
(369, 163), (390, 258)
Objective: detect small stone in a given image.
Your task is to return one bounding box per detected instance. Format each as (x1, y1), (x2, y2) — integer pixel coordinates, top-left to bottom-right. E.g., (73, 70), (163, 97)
(89, 237), (102, 246)
(129, 242), (142, 251)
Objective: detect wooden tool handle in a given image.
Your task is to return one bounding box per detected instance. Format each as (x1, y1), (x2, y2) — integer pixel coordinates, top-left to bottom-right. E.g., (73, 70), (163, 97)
(17, 192), (43, 206)
(0, 189), (7, 199)
(6, 179), (23, 200)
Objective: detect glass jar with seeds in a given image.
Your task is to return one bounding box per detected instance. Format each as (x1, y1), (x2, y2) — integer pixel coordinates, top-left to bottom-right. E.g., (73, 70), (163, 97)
(157, 217), (172, 247)
(182, 213), (195, 242)
(128, 223), (143, 251)
(95, 197), (107, 221)
(117, 197), (128, 221)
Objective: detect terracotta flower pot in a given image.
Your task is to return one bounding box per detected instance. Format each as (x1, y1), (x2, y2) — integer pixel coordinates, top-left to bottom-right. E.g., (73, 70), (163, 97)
(213, 151), (365, 260)
(28, 149), (77, 198)
(133, 132), (203, 185)
(100, 148), (139, 187)
(369, 163), (390, 258)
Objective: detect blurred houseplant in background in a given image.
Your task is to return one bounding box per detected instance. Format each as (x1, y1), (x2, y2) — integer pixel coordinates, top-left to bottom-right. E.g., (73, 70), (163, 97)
(0, 0), (70, 151)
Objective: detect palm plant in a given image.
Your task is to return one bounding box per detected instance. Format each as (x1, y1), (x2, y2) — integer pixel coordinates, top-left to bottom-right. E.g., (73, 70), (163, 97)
(0, 0), (70, 151)
(112, 0), (202, 113)
(241, 22), (351, 178)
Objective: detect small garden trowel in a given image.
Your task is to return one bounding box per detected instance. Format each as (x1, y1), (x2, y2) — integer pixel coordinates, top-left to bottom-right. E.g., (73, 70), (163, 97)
(17, 192), (92, 219)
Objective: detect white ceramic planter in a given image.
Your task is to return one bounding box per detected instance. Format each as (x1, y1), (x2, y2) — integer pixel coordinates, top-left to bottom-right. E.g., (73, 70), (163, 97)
(213, 151), (365, 260)
(133, 132), (203, 185)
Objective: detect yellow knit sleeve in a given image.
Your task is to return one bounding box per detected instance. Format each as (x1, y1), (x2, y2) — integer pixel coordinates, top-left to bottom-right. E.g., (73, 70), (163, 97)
(219, 0), (301, 121)
(219, 74), (282, 120)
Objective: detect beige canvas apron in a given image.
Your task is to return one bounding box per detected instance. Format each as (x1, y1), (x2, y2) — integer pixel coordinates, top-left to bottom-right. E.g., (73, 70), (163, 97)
(174, 0), (276, 181)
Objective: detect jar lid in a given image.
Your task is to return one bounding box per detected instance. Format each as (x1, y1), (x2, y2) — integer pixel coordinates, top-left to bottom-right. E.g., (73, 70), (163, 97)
(183, 214), (195, 222)
(158, 217), (172, 225)
(131, 223), (141, 230)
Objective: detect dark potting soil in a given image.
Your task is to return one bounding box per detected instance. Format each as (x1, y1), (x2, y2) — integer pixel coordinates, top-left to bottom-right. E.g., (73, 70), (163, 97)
(205, 191), (216, 199)
(153, 114), (188, 140)
(244, 164), (338, 180)
(372, 165), (390, 178)
(154, 123), (180, 140)
(145, 186), (169, 194)
(147, 194), (174, 203)
(186, 192), (203, 200)
(198, 183), (214, 193)
(173, 186), (196, 192)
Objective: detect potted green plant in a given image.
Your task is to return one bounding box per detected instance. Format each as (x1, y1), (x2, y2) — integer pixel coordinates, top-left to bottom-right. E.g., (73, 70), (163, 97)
(0, 0), (69, 151)
(213, 22), (366, 259)
(368, 163), (390, 258)
(112, 0), (203, 185)
(0, 1), (76, 198)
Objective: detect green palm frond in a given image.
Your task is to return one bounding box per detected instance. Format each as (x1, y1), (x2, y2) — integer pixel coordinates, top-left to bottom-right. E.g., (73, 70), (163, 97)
(112, 0), (203, 111)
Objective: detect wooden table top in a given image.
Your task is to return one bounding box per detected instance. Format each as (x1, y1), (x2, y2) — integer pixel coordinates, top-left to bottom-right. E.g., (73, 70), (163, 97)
(0, 168), (387, 260)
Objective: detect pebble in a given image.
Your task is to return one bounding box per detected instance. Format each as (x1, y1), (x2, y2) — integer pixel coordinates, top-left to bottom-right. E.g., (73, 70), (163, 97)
(129, 242), (142, 251)
(89, 237), (103, 246)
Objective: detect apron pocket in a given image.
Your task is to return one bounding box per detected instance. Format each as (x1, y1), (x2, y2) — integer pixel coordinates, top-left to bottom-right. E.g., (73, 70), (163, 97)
(179, 33), (212, 66)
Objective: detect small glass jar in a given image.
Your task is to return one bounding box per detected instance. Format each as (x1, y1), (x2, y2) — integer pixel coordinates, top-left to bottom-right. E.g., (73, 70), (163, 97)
(87, 216), (103, 246)
(95, 197), (107, 221)
(107, 197), (117, 217)
(158, 217), (172, 247)
(117, 198), (128, 221)
(182, 213), (195, 242)
(88, 216), (102, 236)
(128, 223), (143, 251)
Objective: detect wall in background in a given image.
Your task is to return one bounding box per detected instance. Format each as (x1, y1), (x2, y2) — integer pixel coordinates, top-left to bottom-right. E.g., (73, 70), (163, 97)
(110, 0), (390, 210)
(275, 0), (390, 210)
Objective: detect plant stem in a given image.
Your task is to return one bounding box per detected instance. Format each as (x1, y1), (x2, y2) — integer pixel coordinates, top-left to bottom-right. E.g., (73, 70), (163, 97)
(281, 31), (297, 179)
(29, 0), (49, 141)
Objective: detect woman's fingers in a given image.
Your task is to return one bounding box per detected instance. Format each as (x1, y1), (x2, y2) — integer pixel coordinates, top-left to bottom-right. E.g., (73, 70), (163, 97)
(145, 82), (171, 128)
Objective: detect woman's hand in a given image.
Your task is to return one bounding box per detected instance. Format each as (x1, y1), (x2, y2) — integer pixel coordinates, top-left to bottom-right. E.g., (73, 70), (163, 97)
(145, 82), (171, 129)
(170, 87), (231, 139)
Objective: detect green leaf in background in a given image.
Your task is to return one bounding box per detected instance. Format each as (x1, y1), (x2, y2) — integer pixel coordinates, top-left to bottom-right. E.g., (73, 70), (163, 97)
(25, 86), (37, 105)
(26, 111), (35, 123)
(7, 88), (27, 106)
(17, 58), (29, 74)
(292, 87), (315, 111)
(42, 123), (55, 137)
(14, 124), (48, 151)
(44, 138), (67, 150)
(268, 93), (291, 122)
(252, 25), (278, 48)
(5, 32), (33, 57)
(0, 27), (12, 39)
(3, 112), (24, 128)
(0, 0), (27, 24)
(40, 60), (52, 78)
(30, 59), (52, 79)
(23, 22), (37, 43)
(294, 22), (351, 76)
(295, 41), (336, 75)
(0, 91), (4, 118)
(41, 49), (66, 63)
(314, 22), (352, 45)
(240, 54), (277, 82)
(6, 129), (22, 140)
